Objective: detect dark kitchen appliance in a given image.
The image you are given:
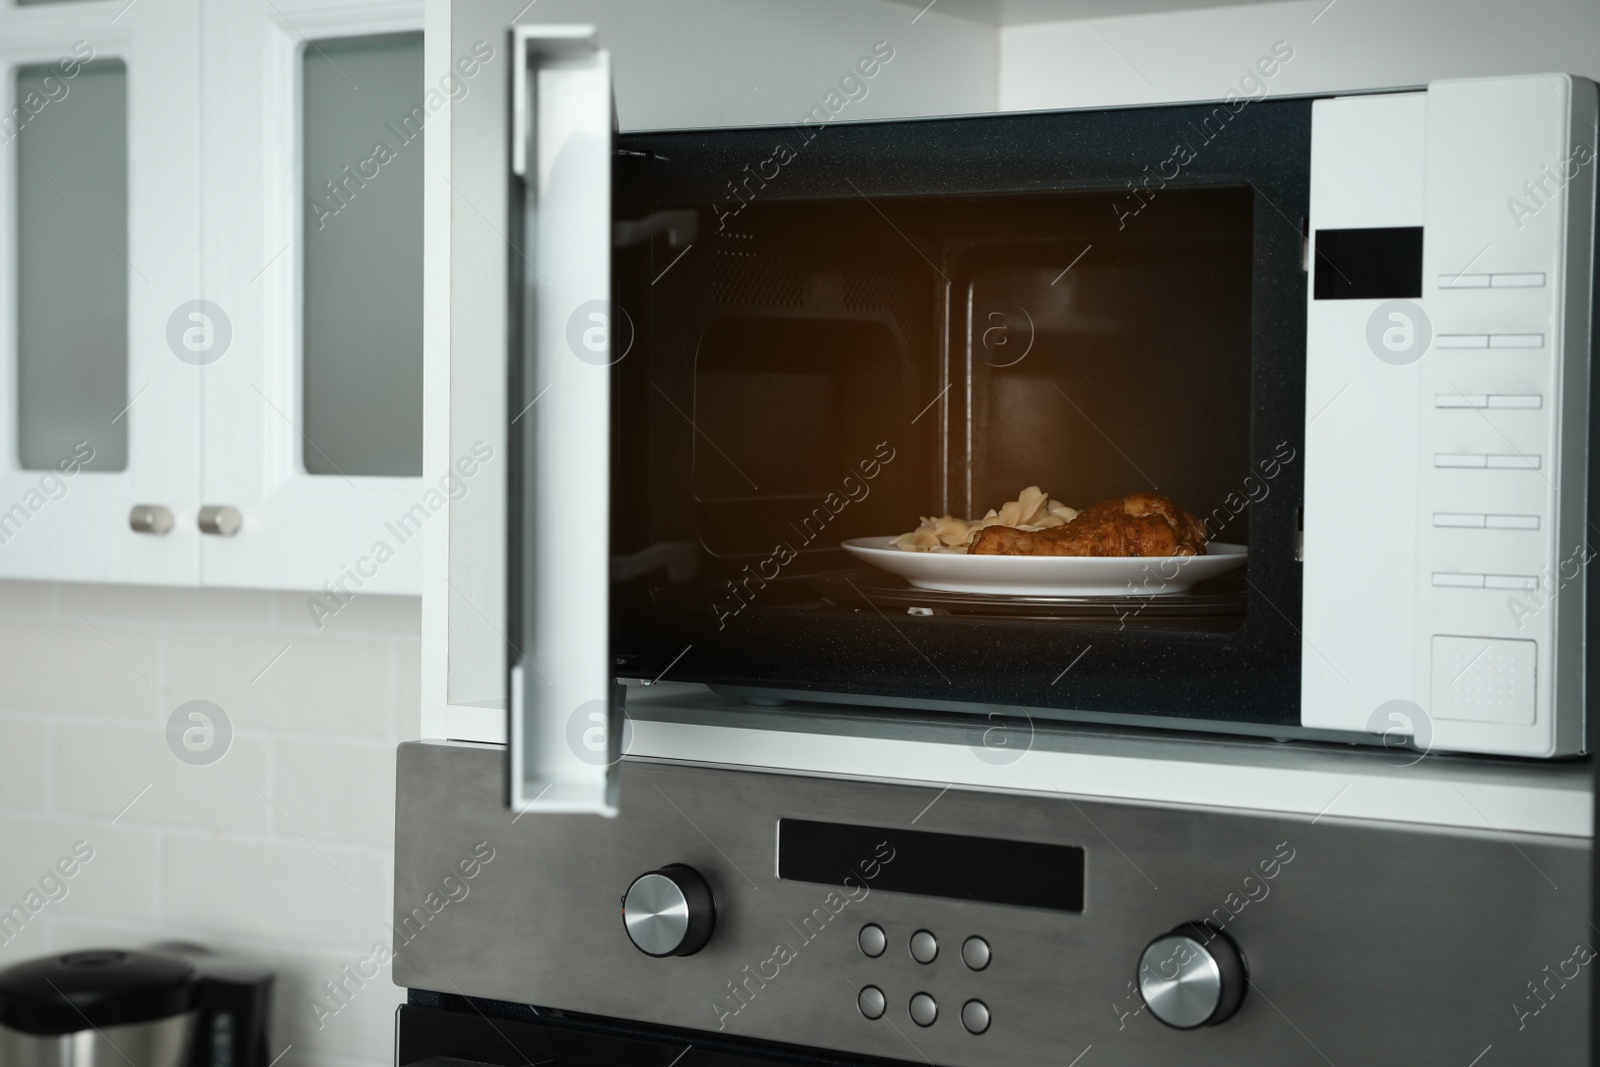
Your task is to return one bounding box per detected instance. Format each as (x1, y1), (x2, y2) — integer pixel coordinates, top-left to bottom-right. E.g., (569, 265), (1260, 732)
(0, 947), (273, 1067)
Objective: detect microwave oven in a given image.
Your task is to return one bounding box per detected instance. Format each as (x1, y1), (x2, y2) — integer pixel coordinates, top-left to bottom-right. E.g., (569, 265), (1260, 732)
(505, 25), (1599, 814)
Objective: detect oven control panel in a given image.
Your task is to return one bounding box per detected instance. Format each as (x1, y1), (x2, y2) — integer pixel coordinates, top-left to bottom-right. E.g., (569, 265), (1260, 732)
(394, 744), (1589, 1067)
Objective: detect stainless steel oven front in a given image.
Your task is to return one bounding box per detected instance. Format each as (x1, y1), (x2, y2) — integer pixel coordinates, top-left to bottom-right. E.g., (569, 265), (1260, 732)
(392, 730), (1591, 1067)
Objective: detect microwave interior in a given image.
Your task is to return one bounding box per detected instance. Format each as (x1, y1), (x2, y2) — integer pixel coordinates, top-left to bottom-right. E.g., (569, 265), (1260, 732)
(605, 105), (1309, 731)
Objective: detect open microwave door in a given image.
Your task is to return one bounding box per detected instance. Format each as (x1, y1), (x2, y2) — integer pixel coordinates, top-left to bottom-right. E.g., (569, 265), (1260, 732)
(508, 25), (618, 816)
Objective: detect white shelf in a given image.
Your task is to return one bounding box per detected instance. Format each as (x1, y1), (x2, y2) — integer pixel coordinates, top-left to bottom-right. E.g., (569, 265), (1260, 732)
(620, 684), (1591, 839)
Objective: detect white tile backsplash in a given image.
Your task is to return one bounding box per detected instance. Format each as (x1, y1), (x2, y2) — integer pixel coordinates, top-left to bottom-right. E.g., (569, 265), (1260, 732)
(0, 617), (162, 717)
(54, 723), (275, 833)
(0, 580), (418, 1067)
(159, 836), (393, 948)
(271, 740), (398, 847)
(167, 630), (396, 741)
(0, 716), (48, 807)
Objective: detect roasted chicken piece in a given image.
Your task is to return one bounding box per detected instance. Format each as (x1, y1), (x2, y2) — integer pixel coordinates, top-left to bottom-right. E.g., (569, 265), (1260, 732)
(969, 493), (1208, 557)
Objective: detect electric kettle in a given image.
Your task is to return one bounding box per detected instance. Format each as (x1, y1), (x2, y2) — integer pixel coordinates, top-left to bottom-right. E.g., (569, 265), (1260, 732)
(0, 946), (272, 1067)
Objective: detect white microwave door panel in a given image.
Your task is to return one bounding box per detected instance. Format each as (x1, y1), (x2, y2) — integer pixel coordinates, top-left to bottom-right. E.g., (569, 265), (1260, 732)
(1302, 76), (1596, 757)
(509, 25), (619, 814)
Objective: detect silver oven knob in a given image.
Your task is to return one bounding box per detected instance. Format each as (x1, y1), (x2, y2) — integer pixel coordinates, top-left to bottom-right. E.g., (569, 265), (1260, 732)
(622, 864), (715, 957)
(1137, 923), (1246, 1029)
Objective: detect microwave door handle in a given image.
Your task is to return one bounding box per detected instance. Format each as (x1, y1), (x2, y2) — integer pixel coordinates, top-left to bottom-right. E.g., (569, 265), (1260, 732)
(509, 25), (618, 816)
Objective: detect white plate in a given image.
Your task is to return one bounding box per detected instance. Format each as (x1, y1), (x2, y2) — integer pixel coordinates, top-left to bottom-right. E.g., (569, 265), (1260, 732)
(840, 537), (1248, 596)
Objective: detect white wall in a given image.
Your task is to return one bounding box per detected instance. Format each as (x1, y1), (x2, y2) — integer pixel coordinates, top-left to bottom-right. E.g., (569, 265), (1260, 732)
(1000, 0), (1600, 111)
(0, 581), (417, 1067)
(507, 0), (1000, 131)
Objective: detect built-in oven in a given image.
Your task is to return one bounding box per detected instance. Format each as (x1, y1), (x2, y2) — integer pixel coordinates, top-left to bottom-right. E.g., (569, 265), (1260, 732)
(391, 735), (1591, 1067)
(504, 26), (1599, 819)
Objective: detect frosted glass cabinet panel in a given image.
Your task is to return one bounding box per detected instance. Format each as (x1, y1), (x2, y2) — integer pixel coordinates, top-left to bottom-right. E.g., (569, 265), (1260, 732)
(15, 60), (129, 472)
(301, 32), (423, 477)
(0, 0), (204, 587)
(195, 1), (425, 594)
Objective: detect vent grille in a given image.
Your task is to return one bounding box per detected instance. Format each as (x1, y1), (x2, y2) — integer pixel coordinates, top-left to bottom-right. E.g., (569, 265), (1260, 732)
(710, 232), (804, 308)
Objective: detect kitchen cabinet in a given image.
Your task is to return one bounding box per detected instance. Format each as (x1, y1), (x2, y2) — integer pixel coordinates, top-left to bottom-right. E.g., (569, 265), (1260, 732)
(0, 0), (424, 593)
(0, 0), (200, 586)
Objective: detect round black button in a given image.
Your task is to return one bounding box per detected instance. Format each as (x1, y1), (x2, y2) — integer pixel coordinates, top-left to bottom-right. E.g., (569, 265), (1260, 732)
(909, 929), (938, 964)
(961, 999), (990, 1034)
(909, 992), (937, 1027)
(858, 924), (886, 958)
(961, 936), (991, 971)
(858, 985), (886, 1020)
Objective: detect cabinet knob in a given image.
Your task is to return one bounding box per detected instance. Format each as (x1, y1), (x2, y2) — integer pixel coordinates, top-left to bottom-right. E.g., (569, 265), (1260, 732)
(128, 505), (175, 535)
(197, 506), (243, 537)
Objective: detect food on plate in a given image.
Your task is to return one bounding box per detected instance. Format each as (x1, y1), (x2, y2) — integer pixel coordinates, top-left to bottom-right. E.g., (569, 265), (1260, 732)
(969, 493), (1208, 557)
(890, 486), (1078, 553)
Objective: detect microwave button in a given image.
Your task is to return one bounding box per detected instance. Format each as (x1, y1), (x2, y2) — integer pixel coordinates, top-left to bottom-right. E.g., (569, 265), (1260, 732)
(1487, 454), (1542, 469)
(1486, 514), (1540, 530)
(1436, 393), (1489, 408)
(1484, 574), (1540, 591)
(1436, 334), (1490, 349)
(1491, 272), (1547, 288)
(960, 999), (991, 1035)
(1435, 453), (1487, 468)
(858, 924), (887, 959)
(961, 936), (991, 971)
(1433, 513), (1486, 528)
(909, 930), (938, 964)
(909, 993), (938, 1027)
(1487, 394), (1543, 409)
(858, 985), (887, 1021)
(1433, 573), (1486, 588)
(1438, 273), (1491, 288)
(1431, 636), (1536, 725)
(1489, 334), (1544, 349)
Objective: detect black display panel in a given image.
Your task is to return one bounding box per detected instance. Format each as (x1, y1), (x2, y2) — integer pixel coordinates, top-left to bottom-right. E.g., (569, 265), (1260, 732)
(1313, 226), (1424, 299)
(777, 818), (1085, 912)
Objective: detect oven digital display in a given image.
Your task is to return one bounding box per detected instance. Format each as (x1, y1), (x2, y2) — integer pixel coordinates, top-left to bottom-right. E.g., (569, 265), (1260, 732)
(777, 818), (1085, 912)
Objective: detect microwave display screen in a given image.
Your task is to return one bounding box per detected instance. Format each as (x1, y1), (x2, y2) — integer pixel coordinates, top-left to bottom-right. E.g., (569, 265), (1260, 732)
(777, 818), (1086, 912)
(1312, 225), (1424, 299)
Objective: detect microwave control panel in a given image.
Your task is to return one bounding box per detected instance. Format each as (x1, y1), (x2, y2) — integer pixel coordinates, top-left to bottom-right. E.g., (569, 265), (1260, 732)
(1302, 74), (1597, 756)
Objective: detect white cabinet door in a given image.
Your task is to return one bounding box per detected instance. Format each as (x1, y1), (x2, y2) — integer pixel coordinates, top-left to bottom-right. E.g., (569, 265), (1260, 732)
(0, 0), (201, 585)
(198, 0), (426, 597)
(508, 26), (617, 815)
